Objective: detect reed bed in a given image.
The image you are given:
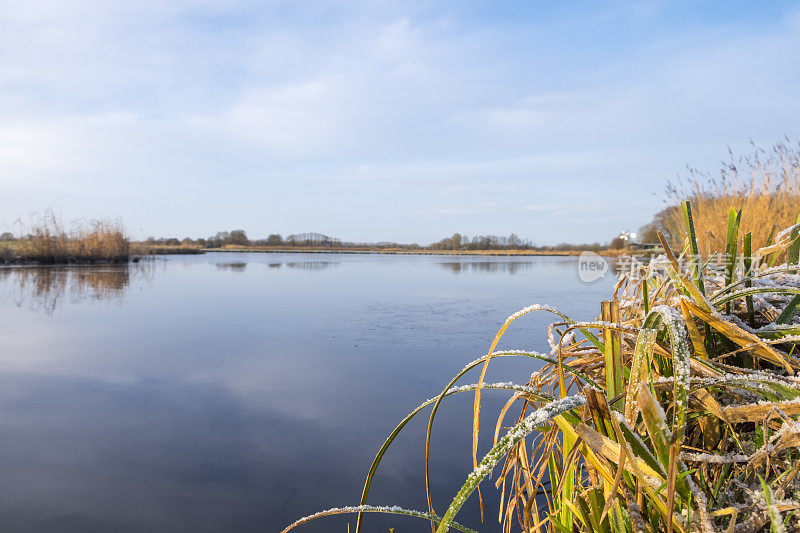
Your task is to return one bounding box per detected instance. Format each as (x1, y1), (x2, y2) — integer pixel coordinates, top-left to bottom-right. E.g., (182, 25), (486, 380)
(285, 201), (800, 532)
(13, 212), (129, 263)
(130, 243), (204, 256)
(657, 140), (800, 254)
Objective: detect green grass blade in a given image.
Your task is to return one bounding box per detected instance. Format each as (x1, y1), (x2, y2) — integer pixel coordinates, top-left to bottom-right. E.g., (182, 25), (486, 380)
(788, 210), (800, 267)
(776, 295), (800, 325)
(759, 475), (787, 533)
(712, 286), (800, 307)
(724, 208), (741, 314)
(744, 232), (755, 327)
(766, 224), (779, 267)
(681, 200), (705, 295)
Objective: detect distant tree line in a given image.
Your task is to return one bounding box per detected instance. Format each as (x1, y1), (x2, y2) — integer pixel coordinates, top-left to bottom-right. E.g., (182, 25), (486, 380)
(429, 233), (607, 252)
(430, 233), (533, 250)
(142, 229), (623, 251)
(145, 230), (344, 248)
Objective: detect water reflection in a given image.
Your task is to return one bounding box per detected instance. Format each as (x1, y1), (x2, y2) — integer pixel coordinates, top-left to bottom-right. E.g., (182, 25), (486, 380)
(0, 265), (137, 315)
(439, 260), (534, 275)
(0, 253), (615, 532)
(215, 262), (248, 272)
(284, 261), (338, 271)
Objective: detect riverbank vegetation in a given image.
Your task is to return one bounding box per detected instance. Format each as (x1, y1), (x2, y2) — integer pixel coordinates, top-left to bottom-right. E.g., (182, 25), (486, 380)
(1, 213), (129, 264)
(643, 140), (800, 254)
(284, 201), (800, 531)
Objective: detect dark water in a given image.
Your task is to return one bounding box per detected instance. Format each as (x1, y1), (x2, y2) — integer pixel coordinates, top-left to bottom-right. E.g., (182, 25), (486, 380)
(0, 253), (614, 532)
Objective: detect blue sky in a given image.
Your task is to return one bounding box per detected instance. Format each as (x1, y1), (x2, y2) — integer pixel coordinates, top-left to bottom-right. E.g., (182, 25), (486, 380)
(2, 0), (800, 244)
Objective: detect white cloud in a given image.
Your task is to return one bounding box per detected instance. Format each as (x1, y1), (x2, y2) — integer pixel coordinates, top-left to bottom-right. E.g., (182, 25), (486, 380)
(0, 1), (798, 242)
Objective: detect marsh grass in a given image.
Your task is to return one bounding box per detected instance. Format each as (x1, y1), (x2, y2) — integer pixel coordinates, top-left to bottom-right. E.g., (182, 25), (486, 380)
(130, 243), (204, 255)
(284, 200), (800, 532)
(657, 140), (800, 254)
(12, 211), (129, 263)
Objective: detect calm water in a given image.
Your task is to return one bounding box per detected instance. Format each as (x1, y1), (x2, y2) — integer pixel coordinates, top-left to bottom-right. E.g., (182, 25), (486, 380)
(0, 253), (614, 532)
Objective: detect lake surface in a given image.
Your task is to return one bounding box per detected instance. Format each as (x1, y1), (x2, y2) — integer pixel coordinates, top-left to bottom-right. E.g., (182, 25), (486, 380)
(0, 253), (614, 532)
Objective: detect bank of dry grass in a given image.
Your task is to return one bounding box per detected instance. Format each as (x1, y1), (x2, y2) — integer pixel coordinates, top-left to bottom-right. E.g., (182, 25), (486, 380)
(656, 140), (800, 254)
(202, 245), (629, 256)
(7, 213), (129, 263)
(130, 243), (204, 255)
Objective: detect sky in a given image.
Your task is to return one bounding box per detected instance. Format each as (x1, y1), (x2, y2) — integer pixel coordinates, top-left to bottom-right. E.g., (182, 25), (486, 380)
(2, 0), (800, 245)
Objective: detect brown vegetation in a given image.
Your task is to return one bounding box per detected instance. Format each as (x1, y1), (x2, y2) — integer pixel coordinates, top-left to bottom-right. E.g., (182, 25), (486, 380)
(648, 140), (800, 254)
(8, 211), (129, 263)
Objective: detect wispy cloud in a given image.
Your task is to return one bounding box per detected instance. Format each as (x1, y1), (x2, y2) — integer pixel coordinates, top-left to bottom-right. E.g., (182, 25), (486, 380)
(1, 1), (799, 243)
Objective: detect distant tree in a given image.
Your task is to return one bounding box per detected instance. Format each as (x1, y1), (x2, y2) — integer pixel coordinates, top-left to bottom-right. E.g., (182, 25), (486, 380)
(286, 232), (336, 247)
(638, 222), (660, 244)
(266, 233), (283, 246)
(229, 230), (248, 245)
(610, 236), (626, 250)
(430, 232), (536, 251)
(0, 232), (16, 241)
(214, 231), (230, 245)
(451, 233), (462, 250)
(166, 238), (180, 246)
(181, 237), (194, 246)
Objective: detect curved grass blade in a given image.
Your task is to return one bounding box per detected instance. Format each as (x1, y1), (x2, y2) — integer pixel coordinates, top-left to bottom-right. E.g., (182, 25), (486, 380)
(462, 305), (601, 529)
(419, 348), (598, 529)
(713, 286), (800, 308)
(683, 299), (795, 373)
(357, 365), (555, 533)
(436, 395), (586, 533)
(282, 505), (478, 533)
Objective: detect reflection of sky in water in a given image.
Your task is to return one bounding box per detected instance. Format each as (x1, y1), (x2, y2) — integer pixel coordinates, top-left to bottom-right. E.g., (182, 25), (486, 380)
(439, 260), (535, 275)
(0, 253), (614, 532)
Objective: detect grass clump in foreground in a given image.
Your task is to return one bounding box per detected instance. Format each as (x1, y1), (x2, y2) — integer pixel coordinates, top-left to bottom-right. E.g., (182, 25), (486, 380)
(284, 201), (800, 532)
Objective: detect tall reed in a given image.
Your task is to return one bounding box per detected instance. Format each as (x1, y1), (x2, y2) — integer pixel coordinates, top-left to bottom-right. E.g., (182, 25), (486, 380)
(16, 211), (129, 263)
(657, 140), (800, 254)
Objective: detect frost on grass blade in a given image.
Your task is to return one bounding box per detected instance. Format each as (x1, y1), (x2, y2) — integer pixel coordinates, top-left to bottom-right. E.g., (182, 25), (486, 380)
(761, 477), (787, 533)
(436, 395), (586, 533)
(506, 303), (559, 322)
(680, 452), (750, 464)
(280, 505), (478, 533)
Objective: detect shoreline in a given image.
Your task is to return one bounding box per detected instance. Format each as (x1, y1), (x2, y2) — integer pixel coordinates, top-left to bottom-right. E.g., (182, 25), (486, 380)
(172, 247), (628, 257)
(0, 245), (631, 265)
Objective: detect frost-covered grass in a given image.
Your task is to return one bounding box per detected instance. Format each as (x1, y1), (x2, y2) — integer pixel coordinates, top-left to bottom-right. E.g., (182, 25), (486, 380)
(284, 202), (800, 532)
